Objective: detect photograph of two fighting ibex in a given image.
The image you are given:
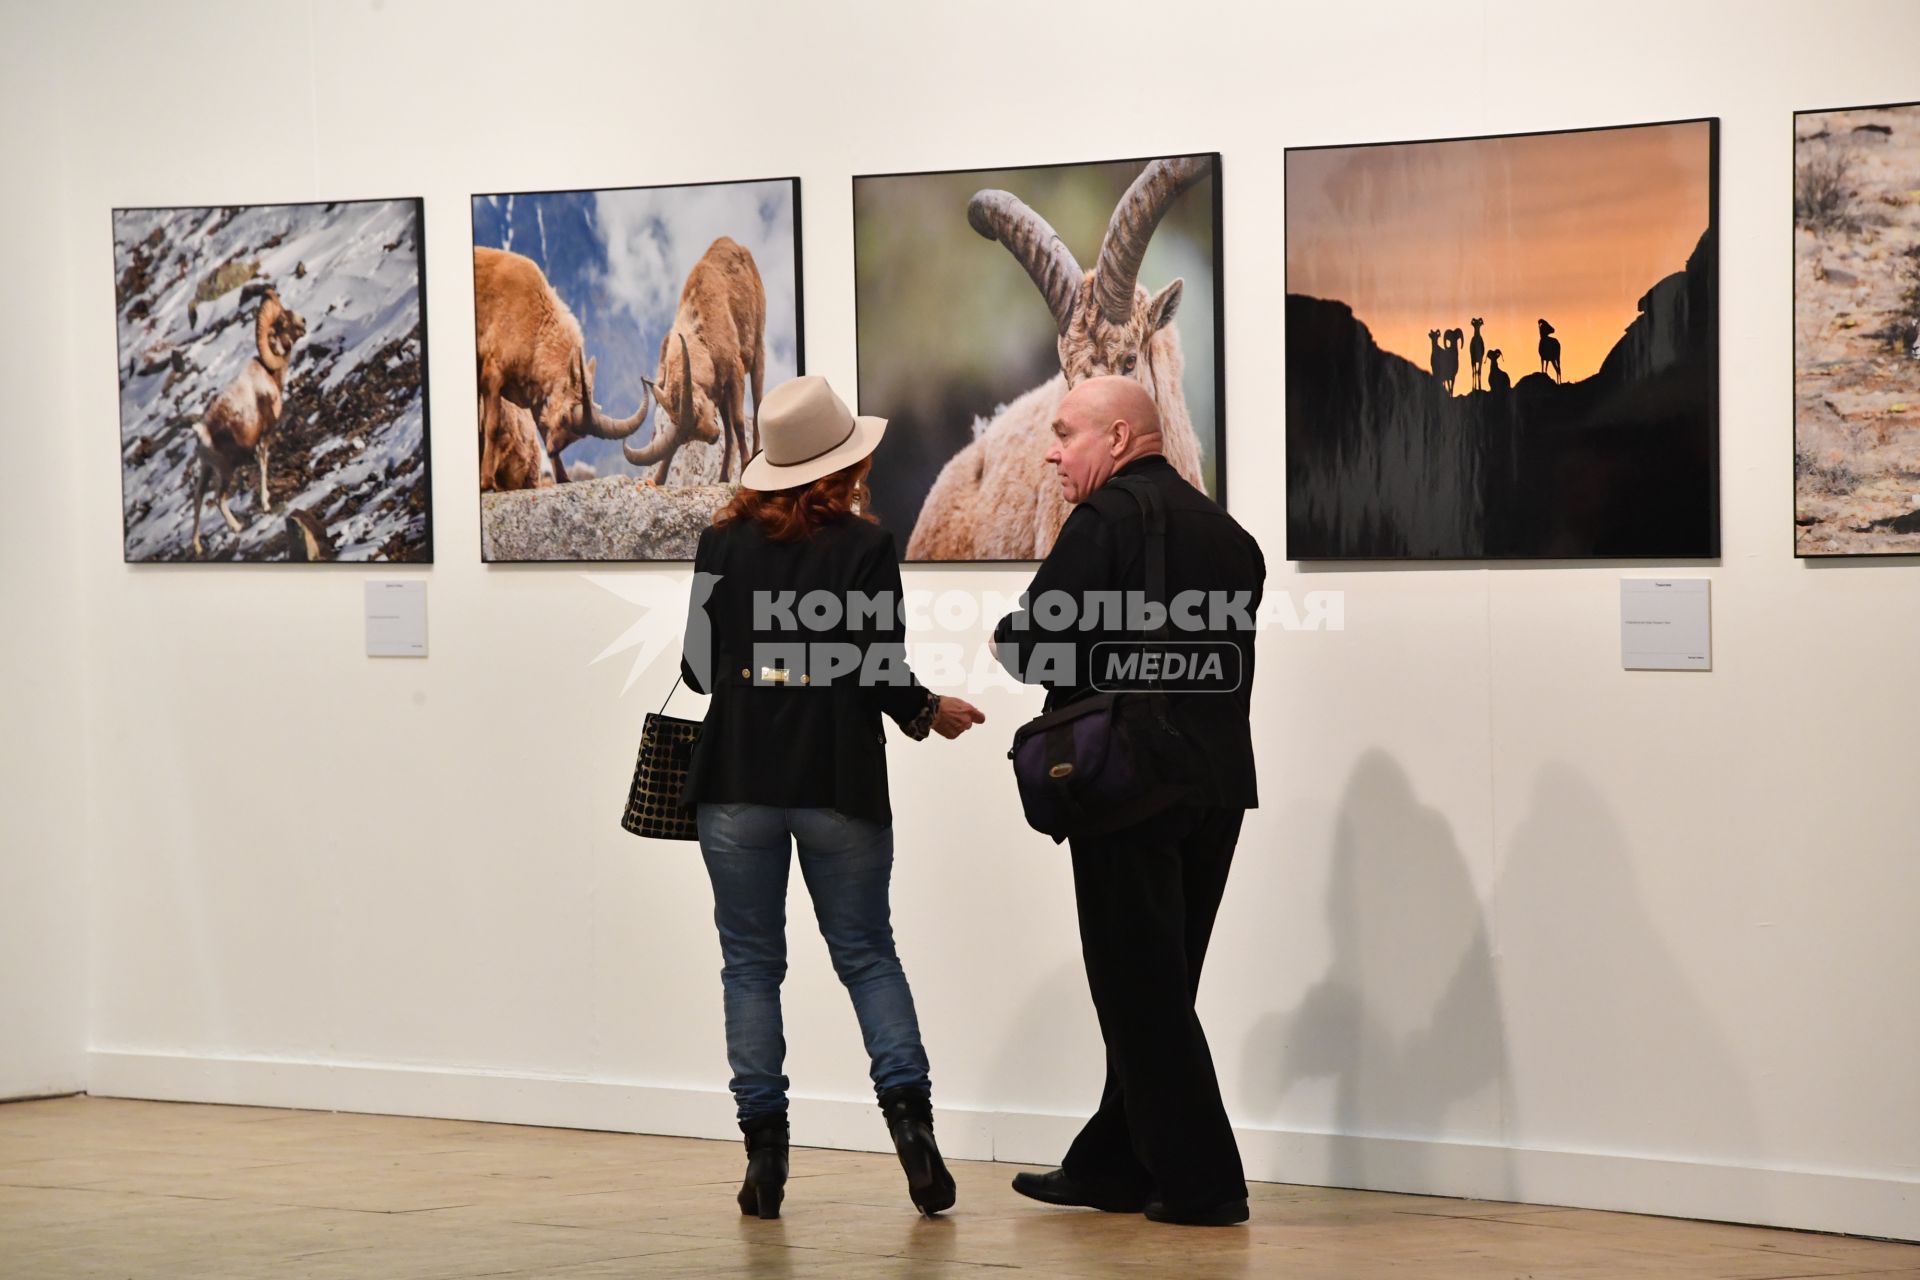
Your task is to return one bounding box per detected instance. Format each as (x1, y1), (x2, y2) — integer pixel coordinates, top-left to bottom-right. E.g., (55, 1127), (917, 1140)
(469, 178), (801, 562)
(112, 198), (432, 563)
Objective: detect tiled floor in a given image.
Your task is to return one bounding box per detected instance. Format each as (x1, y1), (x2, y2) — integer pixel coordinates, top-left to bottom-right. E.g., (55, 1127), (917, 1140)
(2, 1096), (1917, 1278)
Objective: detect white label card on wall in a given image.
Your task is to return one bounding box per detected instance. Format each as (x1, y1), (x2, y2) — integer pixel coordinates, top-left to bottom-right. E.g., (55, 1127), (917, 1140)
(1620, 578), (1709, 671)
(365, 581), (427, 658)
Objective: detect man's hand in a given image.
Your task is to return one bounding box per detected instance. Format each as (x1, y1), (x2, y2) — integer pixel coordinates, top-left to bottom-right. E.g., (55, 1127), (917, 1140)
(932, 696), (987, 739)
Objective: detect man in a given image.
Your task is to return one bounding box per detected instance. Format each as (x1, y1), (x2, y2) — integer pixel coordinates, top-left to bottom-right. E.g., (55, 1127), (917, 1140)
(992, 376), (1265, 1227)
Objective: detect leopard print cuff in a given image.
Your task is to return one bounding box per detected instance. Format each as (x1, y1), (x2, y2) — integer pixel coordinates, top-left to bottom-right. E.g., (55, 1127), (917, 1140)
(902, 690), (938, 741)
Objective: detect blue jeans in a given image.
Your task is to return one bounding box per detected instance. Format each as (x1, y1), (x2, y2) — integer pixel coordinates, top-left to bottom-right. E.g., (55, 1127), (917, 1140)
(697, 803), (932, 1122)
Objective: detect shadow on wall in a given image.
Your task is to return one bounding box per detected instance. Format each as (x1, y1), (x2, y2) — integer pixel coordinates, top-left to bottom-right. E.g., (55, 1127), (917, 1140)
(1495, 762), (1758, 1172)
(1242, 749), (1512, 1197)
(1241, 751), (1759, 1197)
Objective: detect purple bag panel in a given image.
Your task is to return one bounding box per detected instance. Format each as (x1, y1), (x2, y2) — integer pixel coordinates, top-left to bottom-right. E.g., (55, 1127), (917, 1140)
(1011, 693), (1175, 841)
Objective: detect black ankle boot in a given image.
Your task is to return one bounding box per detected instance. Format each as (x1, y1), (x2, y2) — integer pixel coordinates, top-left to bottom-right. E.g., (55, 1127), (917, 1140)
(737, 1113), (789, 1220)
(877, 1086), (955, 1216)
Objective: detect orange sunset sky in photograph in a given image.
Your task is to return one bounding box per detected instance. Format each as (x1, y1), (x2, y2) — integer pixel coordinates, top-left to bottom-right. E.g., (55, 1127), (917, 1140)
(1286, 121), (1713, 389)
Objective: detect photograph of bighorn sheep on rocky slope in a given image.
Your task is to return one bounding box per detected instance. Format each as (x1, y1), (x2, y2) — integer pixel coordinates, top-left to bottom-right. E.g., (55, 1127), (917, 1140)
(113, 198), (432, 563)
(1286, 119), (1719, 559)
(470, 178), (801, 562)
(189, 282), (305, 560)
(1794, 100), (1920, 557)
(854, 154), (1223, 561)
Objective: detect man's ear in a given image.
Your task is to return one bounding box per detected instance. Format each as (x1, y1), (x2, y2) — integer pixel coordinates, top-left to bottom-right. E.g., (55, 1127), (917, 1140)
(1108, 417), (1131, 458)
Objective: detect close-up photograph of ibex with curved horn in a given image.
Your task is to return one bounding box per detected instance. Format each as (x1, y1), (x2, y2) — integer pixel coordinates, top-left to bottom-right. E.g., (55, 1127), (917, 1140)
(473, 246), (650, 490)
(903, 155), (1216, 560)
(622, 236), (767, 486)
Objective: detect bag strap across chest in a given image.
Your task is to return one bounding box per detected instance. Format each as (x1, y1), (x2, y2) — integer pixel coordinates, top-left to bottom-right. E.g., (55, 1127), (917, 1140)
(1102, 473), (1171, 647)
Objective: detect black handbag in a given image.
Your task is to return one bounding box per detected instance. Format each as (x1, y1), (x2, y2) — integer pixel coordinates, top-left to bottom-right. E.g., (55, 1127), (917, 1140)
(1007, 477), (1194, 843)
(621, 675), (702, 841)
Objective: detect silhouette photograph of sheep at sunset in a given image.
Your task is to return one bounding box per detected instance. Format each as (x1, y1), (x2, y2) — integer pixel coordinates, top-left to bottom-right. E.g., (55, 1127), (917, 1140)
(1285, 119), (1719, 559)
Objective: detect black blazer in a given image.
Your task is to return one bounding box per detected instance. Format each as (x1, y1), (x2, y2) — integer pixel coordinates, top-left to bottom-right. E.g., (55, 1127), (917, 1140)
(678, 515), (935, 825)
(992, 454), (1266, 809)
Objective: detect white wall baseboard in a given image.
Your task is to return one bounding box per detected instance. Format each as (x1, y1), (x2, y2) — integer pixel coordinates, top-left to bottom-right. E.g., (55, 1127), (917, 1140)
(88, 1050), (1917, 1243)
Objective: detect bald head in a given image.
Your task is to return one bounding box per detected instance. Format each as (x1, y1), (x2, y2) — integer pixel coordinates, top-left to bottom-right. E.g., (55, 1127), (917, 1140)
(1046, 375), (1165, 504)
(1067, 375), (1162, 440)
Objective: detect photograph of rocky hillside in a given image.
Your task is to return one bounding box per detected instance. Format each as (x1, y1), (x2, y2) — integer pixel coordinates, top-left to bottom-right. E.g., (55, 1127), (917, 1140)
(1794, 101), (1920, 557)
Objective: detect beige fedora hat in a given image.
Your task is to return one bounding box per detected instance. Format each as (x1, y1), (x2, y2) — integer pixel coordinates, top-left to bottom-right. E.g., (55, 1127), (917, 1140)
(740, 375), (887, 491)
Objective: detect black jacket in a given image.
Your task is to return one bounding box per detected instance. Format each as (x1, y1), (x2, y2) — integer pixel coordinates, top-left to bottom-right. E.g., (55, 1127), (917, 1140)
(992, 454), (1266, 809)
(678, 515), (936, 825)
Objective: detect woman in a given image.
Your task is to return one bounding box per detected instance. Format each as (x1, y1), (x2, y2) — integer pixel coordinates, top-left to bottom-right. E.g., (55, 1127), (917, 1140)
(677, 375), (985, 1220)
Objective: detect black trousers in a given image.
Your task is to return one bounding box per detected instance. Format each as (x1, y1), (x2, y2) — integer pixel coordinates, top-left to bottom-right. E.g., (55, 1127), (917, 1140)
(1061, 803), (1247, 1211)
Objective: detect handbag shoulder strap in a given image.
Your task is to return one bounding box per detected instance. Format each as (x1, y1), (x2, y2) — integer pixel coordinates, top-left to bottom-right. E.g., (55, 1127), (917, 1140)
(657, 673), (684, 716)
(1108, 475), (1169, 643)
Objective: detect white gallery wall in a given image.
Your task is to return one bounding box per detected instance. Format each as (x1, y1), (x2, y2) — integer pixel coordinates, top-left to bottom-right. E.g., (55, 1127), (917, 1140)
(0, 15), (89, 1103)
(1, 0), (1915, 1242)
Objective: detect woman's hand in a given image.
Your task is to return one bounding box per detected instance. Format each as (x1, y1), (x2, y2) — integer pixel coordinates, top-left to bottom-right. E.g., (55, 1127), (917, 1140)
(931, 696), (986, 739)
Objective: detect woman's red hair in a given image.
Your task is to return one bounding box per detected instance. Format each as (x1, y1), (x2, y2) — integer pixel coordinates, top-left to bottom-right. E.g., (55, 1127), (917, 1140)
(714, 459), (876, 542)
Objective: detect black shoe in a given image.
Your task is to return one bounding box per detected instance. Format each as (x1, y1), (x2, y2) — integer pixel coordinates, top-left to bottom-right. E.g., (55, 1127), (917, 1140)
(736, 1113), (789, 1220)
(1010, 1168), (1147, 1213)
(877, 1086), (956, 1216)
(1143, 1197), (1249, 1226)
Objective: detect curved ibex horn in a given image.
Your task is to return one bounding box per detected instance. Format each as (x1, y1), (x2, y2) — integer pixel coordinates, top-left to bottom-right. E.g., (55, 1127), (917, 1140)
(619, 372), (666, 463)
(622, 353), (680, 465)
(675, 332), (695, 430)
(1093, 156), (1211, 326)
(255, 306), (279, 367)
(968, 189), (1083, 335)
(573, 348), (596, 429)
(573, 347), (650, 440)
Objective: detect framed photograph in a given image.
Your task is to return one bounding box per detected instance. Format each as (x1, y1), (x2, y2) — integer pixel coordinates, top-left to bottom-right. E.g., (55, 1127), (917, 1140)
(1285, 119), (1720, 560)
(853, 152), (1224, 561)
(113, 197), (432, 563)
(470, 177), (803, 561)
(1794, 100), (1920, 557)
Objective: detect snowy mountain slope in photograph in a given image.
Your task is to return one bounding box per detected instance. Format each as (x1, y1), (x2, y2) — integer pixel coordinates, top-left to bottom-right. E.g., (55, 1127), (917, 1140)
(113, 198), (432, 562)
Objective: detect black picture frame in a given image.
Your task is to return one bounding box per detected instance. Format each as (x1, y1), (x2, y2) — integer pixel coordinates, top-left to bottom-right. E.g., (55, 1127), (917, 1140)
(851, 151), (1226, 564)
(1284, 117), (1721, 562)
(468, 175), (806, 564)
(111, 195), (434, 565)
(1791, 98), (1920, 560)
